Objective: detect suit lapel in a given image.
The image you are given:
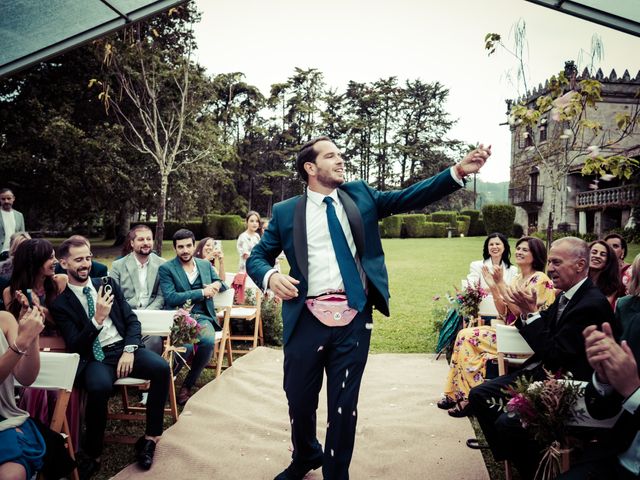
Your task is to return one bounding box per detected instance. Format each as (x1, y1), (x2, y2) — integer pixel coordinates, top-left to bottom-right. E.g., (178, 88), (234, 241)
(62, 286), (90, 325)
(196, 258), (210, 284)
(172, 257), (191, 291)
(124, 255), (142, 294)
(337, 189), (365, 256)
(556, 278), (591, 325)
(293, 195), (308, 282)
(147, 255), (159, 293)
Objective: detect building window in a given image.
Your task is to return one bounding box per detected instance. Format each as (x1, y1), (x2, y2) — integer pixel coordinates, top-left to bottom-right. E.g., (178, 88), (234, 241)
(539, 124), (547, 142)
(519, 126), (534, 149)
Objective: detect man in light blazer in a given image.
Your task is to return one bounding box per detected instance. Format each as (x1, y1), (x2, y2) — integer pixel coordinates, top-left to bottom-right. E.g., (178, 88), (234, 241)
(111, 225), (165, 310)
(247, 136), (490, 480)
(111, 224), (165, 356)
(158, 228), (226, 405)
(0, 188), (25, 261)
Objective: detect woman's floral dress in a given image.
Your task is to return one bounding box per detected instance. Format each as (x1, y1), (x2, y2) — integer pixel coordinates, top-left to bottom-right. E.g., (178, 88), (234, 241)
(442, 271), (556, 401)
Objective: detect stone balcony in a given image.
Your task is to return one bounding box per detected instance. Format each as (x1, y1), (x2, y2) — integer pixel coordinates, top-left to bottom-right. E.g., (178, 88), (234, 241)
(509, 185), (545, 207)
(576, 185), (639, 209)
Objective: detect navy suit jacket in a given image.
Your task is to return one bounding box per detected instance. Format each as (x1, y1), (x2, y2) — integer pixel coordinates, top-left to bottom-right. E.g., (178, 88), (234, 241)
(247, 168), (461, 345)
(158, 256), (226, 329)
(50, 277), (142, 377)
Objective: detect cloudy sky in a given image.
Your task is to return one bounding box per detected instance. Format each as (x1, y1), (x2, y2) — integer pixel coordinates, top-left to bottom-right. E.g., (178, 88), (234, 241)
(193, 0), (640, 183)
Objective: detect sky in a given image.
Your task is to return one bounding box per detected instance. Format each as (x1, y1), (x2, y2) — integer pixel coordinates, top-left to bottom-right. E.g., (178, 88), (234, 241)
(192, 0), (640, 183)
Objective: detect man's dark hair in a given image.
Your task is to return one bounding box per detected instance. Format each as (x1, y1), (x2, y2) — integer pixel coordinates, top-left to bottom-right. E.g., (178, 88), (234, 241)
(295, 136), (333, 182)
(0, 188), (13, 195)
(173, 228), (195, 247)
(58, 235), (90, 259)
(604, 233), (627, 259)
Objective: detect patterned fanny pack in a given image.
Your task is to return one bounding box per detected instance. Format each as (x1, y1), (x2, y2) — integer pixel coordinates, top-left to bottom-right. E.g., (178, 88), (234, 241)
(305, 293), (358, 327)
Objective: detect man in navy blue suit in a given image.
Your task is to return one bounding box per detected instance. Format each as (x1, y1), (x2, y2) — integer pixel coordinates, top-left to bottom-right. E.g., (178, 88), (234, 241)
(247, 136), (490, 480)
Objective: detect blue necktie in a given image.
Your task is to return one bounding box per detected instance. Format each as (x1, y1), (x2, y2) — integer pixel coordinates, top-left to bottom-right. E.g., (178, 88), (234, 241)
(323, 196), (367, 312)
(83, 286), (105, 361)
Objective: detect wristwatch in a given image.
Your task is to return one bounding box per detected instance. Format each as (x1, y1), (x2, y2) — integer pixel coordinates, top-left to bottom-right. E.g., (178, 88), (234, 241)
(123, 345), (137, 353)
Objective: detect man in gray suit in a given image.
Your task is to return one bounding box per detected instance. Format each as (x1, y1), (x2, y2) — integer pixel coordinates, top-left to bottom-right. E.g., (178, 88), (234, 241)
(111, 225), (165, 310)
(110, 225), (165, 356)
(0, 188), (25, 261)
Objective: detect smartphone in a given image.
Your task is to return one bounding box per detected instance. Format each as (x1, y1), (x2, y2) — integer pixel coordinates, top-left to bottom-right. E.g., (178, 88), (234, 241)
(101, 276), (113, 295)
(24, 288), (34, 308)
(213, 240), (222, 253)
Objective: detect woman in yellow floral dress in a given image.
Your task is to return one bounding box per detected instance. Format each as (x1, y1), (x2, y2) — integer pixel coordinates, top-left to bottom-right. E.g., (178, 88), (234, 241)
(438, 237), (556, 417)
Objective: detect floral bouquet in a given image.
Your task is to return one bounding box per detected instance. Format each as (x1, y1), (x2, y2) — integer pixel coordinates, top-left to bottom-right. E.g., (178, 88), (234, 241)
(453, 280), (488, 322)
(166, 300), (201, 367)
(490, 370), (585, 480)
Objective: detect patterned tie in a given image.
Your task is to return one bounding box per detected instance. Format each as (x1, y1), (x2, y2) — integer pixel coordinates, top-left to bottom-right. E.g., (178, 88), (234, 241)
(555, 293), (569, 323)
(323, 196), (367, 312)
(83, 286), (105, 361)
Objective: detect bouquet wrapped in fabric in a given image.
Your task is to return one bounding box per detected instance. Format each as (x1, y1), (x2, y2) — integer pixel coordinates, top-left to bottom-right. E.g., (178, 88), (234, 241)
(490, 370), (586, 480)
(454, 280), (488, 322)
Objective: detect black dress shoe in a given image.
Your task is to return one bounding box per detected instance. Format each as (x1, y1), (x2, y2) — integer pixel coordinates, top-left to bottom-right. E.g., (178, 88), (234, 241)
(77, 452), (101, 480)
(274, 456), (323, 480)
(134, 436), (157, 470)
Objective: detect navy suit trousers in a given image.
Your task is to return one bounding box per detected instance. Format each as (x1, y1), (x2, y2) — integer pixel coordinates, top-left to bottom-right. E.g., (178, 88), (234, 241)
(283, 305), (372, 480)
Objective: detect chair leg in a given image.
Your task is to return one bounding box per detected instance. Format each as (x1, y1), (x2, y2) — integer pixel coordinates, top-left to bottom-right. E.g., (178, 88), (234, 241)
(168, 357), (179, 421)
(504, 460), (512, 480)
(257, 315), (264, 346)
(63, 416), (80, 480)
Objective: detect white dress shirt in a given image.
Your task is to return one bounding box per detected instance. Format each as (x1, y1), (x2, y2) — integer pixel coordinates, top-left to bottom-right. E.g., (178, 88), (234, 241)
(135, 256), (150, 308)
(1, 209), (16, 252)
(68, 282), (123, 347)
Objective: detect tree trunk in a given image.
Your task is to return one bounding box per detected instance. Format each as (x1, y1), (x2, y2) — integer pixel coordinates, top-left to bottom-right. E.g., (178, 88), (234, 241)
(113, 199), (131, 247)
(155, 173), (169, 256)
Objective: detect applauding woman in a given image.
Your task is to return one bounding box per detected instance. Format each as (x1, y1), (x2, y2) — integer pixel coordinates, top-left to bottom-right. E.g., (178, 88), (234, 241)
(467, 233), (518, 289)
(0, 306), (46, 480)
(439, 236), (555, 417)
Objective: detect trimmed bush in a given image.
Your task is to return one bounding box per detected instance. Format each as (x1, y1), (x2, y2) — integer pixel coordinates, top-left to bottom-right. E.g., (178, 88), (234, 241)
(482, 204), (515, 237)
(381, 216), (403, 238)
(432, 222), (449, 238)
(423, 222), (435, 237)
(512, 223), (524, 239)
(403, 214), (427, 238)
(431, 211), (458, 227)
(456, 215), (471, 236)
(202, 214), (225, 238)
(218, 215), (245, 240)
(461, 209), (484, 236)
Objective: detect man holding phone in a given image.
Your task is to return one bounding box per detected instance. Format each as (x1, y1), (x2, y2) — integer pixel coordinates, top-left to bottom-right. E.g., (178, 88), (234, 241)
(50, 235), (170, 478)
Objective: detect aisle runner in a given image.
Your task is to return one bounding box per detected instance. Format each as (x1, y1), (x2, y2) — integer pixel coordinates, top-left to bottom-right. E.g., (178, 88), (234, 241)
(113, 347), (488, 479)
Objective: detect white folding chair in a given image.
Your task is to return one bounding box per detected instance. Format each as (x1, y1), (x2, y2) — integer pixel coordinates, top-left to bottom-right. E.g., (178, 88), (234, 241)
(17, 352), (81, 480)
(107, 309), (178, 444)
(223, 273), (263, 355)
(211, 288), (235, 377)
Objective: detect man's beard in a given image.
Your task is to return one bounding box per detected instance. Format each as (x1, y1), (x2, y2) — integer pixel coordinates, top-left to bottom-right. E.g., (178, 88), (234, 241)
(68, 267), (89, 283)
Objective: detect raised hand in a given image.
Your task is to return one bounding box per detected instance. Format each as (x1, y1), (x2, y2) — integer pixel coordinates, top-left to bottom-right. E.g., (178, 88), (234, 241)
(481, 266), (496, 289)
(94, 285), (114, 324)
(458, 144), (491, 176)
(269, 273), (300, 301)
(505, 284), (537, 316)
(15, 307), (45, 350)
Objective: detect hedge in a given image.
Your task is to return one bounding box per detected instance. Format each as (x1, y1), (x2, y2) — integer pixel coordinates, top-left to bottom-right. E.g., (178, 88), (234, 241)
(461, 209), (484, 236)
(203, 214), (245, 240)
(482, 204), (515, 237)
(431, 222), (449, 238)
(381, 216), (403, 238)
(457, 215), (471, 236)
(402, 214), (427, 238)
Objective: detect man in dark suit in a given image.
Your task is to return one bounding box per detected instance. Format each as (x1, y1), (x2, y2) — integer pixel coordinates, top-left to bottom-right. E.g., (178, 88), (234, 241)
(50, 236), (170, 478)
(158, 228), (226, 405)
(247, 136), (490, 480)
(468, 236), (618, 478)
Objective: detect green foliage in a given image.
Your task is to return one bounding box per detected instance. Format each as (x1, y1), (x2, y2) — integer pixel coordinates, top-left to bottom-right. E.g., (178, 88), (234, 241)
(380, 216), (403, 238)
(430, 211), (458, 227)
(512, 223), (524, 238)
(402, 214), (427, 238)
(482, 204), (515, 237)
(461, 209), (485, 236)
(202, 214), (225, 238)
(244, 289), (283, 347)
(140, 221), (203, 239)
(218, 215), (245, 240)
(457, 215), (471, 236)
(431, 222), (449, 238)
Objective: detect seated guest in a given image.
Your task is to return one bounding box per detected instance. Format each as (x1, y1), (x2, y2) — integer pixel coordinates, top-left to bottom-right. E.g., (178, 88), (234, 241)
(468, 237), (619, 479)
(51, 235), (170, 477)
(466, 232), (518, 289)
(0, 231), (31, 279)
(617, 254), (640, 335)
(159, 229), (226, 406)
(589, 239), (623, 308)
(55, 236), (108, 278)
(195, 236), (226, 280)
(439, 236), (554, 417)
(110, 224), (165, 355)
(0, 306), (46, 480)
(605, 233), (633, 294)
(558, 316), (640, 479)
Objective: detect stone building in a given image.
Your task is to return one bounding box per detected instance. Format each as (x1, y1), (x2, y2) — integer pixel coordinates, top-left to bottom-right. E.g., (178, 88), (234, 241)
(508, 67), (640, 236)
